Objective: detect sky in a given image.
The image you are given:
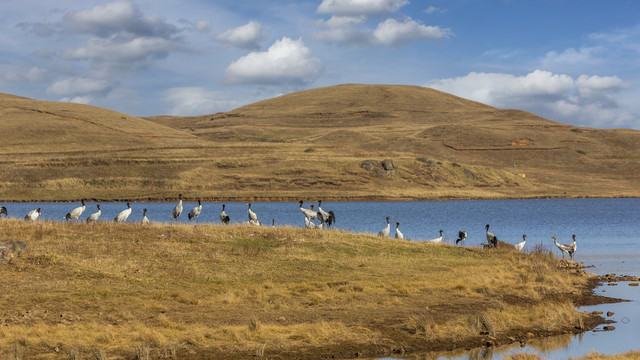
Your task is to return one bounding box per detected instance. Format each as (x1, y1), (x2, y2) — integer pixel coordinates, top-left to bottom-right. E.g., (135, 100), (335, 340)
(1, 0), (640, 130)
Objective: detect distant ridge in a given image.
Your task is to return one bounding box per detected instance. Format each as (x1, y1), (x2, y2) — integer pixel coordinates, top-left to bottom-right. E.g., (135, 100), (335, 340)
(1, 85), (639, 201)
(0, 92), (198, 154)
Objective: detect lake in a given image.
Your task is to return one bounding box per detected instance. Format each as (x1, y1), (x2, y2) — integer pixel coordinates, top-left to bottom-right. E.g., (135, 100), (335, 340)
(2, 198), (639, 358)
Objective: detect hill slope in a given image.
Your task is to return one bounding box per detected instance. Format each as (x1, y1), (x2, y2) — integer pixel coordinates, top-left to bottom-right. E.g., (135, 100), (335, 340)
(0, 93), (197, 153)
(148, 84), (640, 200)
(1, 85), (638, 201)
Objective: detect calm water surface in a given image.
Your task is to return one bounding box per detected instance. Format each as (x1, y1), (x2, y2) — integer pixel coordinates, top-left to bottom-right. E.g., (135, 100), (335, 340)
(3, 198), (639, 358)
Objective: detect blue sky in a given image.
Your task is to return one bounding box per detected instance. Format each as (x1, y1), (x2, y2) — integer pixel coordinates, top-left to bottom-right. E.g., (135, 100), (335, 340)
(1, 0), (639, 129)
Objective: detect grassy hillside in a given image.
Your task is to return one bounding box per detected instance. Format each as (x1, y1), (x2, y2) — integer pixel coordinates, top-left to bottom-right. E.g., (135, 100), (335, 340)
(0, 220), (604, 359)
(1, 85), (639, 201)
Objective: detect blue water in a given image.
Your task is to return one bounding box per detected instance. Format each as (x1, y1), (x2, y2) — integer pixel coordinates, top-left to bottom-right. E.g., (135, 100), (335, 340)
(2, 198), (639, 358)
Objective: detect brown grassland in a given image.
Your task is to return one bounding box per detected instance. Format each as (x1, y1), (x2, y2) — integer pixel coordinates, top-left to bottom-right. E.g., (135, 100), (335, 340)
(0, 219), (612, 359)
(1, 84), (639, 202)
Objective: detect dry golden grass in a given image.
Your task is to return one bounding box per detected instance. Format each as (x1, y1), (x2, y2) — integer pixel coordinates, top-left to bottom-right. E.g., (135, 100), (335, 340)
(2, 85), (640, 201)
(0, 219), (597, 359)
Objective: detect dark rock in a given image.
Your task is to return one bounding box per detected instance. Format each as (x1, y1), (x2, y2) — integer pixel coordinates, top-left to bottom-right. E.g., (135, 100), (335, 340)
(607, 311), (614, 317)
(464, 169), (476, 179)
(360, 160), (378, 171)
(381, 159), (397, 171)
(361, 159), (398, 178)
(603, 326), (615, 331)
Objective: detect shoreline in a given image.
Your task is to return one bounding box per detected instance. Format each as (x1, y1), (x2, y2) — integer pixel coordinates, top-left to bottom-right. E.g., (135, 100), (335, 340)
(2, 194), (639, 203)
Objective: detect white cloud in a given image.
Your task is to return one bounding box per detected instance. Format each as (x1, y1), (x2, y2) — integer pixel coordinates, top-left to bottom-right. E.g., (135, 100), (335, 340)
(46, 77), (112, 97)
(60, 95), (94, 104)
(1, 65), (50, 83)
(165, 87), (244, 116)
(542, 47), (603, 68)
(314, 15), (368, 44)
(224, 37), (323, 86)
(424, 6), (447, 14)
(63, 35), (184, 71)
(215, 21), (264, 49)
(372, 17), (451, 45)
(314, 16), (451, 46)
(193, 20), (211, 32)
(317, 0), (408, 16)
(62, 0), (177, 38)
(426, 70), (636, 128)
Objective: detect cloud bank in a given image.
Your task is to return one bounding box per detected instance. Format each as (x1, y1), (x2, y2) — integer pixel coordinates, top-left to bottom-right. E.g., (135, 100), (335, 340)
(317, 0), (408, 16)
(427, 70), (635, 128)
(314, 0), (450, 46)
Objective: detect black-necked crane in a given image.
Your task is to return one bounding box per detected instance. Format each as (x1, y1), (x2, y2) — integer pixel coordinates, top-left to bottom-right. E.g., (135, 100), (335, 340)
(515, 234), (527, 252)
(378, 216), (391, 237)
(114, 201), (131, 223)
(305, 216), (323, 229)
(188, 199), (202, 223)
(86, 204), (101, 224)
(569, 234), (578, 259)
(317, 200), (336, 227)
(552, 235), (574, 259)
(25, 208), (41, 221)
(427, 229), (444, 243)
(65, 199), (86, 222)
(1, 205), (7, 217)
(299, 200), (318, 220)
(395, 222), (404, 240)
(456, 231), (468, 246)
(220, 204), (230, 225)
(141, 208), (150, 225)
(485, 224), (498, 248)
(172, 194), (183, 223)
(247, 202), (259, 225)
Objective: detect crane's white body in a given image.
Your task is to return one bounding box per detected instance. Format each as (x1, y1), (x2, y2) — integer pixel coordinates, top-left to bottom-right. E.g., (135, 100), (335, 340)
(515, 234), (527, 252)
(299, 201), (318, 220)
(86, 204), (101, 223)
(172, 194), (183, 222)
(378, 216), (391, 237)
(141, 208), (150, 225)
(248, 202), (258, 223)
(305, 217), (323, 229)
(114, 202), (131, 223)
(220, 204), (230, 225)
(553, 236), (575, 259)
(25, 208), (41, 221)
(188, 199), (202, 222)
(485, 224), (498, 247)
(456, 231), (468, 245)
(427, 229), (444, 243)
(395, 222), (404, 240)
(65, 200), (86, 221)
(317, 200), (336, 227)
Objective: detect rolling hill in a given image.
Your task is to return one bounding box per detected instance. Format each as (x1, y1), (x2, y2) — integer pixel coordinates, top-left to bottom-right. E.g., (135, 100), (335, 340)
(1, 85), (638, 201)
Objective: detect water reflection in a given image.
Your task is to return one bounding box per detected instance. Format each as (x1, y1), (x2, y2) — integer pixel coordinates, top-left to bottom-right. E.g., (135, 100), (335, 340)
(375, 282), (639, 360)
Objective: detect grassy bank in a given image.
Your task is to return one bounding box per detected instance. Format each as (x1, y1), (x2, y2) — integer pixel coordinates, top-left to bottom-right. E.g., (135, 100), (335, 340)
(0, 219), (603, 359)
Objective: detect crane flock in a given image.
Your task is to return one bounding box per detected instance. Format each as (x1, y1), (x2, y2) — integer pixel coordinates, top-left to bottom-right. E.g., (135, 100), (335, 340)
(0, 198), (581, 259)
